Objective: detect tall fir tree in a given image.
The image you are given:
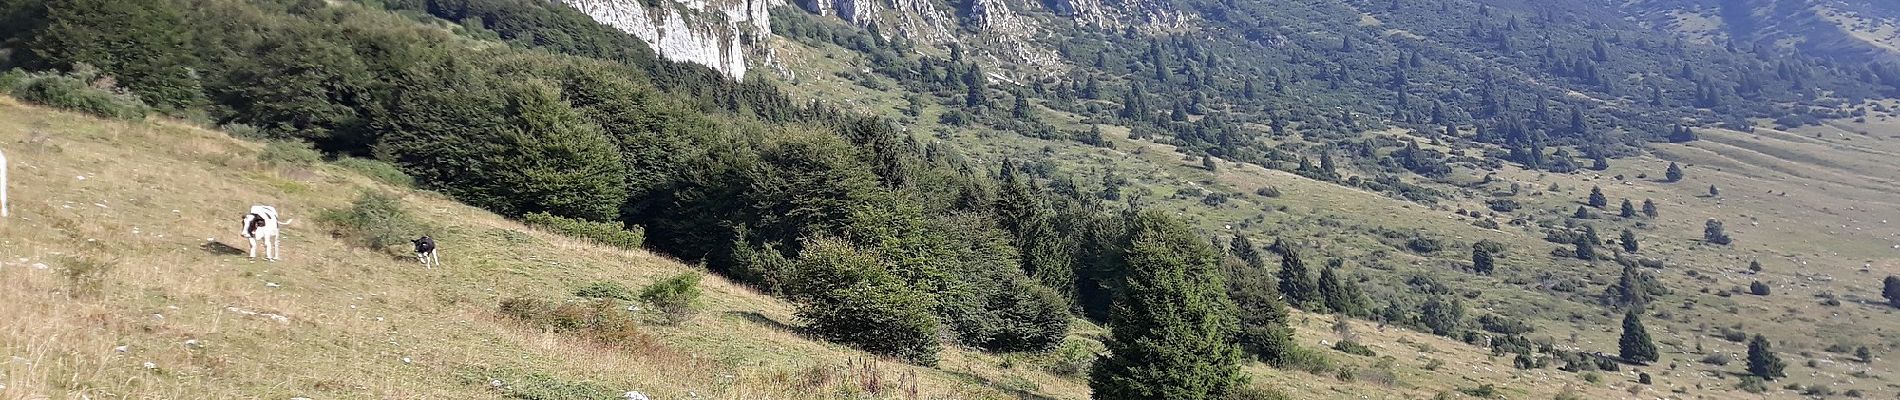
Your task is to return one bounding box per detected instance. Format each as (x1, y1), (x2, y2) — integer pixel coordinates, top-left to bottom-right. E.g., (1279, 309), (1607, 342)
(1317, 265), (1366, 316)
(1618, 309), (1658, 364)
(1472, 246), (1496, 275)
(1884, 276), (1900, 308)
(1275, 240), (1321, 309)
(1665, 162), (1684, 182)
(1226, 236), (1294, 366)
(1091, 211), (1245, 399)
(1620, 229), (1639, 253)
(1588, 186), (1608, 208)
(1620, 199), (1636, 218)
(1746, 334), (1787, 380)
(1642, 198), (1659, 218)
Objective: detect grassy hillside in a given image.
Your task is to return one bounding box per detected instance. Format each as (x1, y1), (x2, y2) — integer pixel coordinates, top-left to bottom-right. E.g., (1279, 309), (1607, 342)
(0, 97), (1099, 399)
(0, 76), (1748, 400)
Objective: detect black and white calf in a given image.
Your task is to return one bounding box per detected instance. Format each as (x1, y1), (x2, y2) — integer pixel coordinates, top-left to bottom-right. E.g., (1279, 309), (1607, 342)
(412, 236), (439, 268)
(240, 205), (282, 261)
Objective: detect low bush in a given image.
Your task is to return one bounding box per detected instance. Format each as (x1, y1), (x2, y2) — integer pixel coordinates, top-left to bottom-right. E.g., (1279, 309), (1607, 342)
(573, 281), (633, 301)
(498, 297), (653, 349)
(218, 123), (264, 139)
(1333, 340), (1377, 357)
(259, 140), (322, 167)
(1282, 345), (1336, 374)
(1039, 339), (1098, 377)
(1230, 384), (1293, 400)
(522, 212), (644, 250)
(1737, 376), (1768, 393)
(321, 191), (422, 251)
(334, 157), (416, 188)
(638, 272), (702, 325)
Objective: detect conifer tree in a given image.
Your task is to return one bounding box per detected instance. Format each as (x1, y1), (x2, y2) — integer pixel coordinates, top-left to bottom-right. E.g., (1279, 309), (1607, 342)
(1090, 212), (1245, 399)
(1588, 186), (1608, 208)
(1619, 309), (1658, 364)
(1317, 265), (1366, 316)
(1227, 236), (1294, 366)
(1275, 241), (1320, 309)
(1573, 234), (1596, 260)
(1472, 246), (1496, 275)
(1883, 276), (1900, 308)
(1642, 198), (1659, 218)
(1620, 199), (1636, 218)
(1620, 229), (1639, 253)
(1749, 260), (1763, 273)
(1746, 335), (1787, 380)
(1665, 162), (1683, 182)
(1708, 184), (1720, 197)
(1704, 219), (1732, 245)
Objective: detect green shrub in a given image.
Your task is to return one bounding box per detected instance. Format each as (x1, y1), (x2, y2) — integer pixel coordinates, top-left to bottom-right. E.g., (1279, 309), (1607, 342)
(1282, 345), (1336, 374)
(1040, 339), (1098, 377)
(1737, 376), (1768, 393)
(217, 123), (264, 139)
(638, 272), (702, 325)
(573, 281), (633, 301)
(1333, 340), (1377, 357)
(259, 140), (323, 166)
(3, 67), (150, 120)
(1230, 384), (1293, 400)
(334, 157), (416, 188)
(1458, 383), (1499, 398)
(321, 191), (422, 251)
(521, 212), (644, 250)
(497, 297), (651, 349)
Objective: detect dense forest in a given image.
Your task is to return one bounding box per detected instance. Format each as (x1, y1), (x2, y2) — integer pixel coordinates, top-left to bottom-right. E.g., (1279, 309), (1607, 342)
(774, 0), (1900, 203)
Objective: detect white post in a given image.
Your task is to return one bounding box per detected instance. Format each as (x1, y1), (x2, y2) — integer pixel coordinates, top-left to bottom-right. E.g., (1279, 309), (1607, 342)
(1, 147), (8, 218)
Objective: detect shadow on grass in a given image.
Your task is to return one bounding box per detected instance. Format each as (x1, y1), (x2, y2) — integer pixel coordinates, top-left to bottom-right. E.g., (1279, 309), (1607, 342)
(940, 369), (1061, 400)
(199, 240), (246, 256)
(730, 310), (802, 334)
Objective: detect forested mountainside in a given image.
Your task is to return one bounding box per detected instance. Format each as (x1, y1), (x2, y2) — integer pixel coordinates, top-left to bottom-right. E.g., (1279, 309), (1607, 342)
(5, 0), (1900, 398)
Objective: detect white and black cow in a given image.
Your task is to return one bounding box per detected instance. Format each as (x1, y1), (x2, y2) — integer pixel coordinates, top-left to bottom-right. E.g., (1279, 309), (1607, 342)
(240, 205), (283, 261)
(412, 235), (439, 268)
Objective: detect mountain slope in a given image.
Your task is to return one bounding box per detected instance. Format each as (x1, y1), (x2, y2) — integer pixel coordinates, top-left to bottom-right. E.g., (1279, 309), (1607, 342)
(0, 97), (1083, 399)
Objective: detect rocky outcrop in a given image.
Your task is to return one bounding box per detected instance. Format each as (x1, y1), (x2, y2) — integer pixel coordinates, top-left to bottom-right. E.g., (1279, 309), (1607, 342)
(1048, 0), (1111, 26)
(556, 0), (782, 79)
(967, 0), (1026, 32)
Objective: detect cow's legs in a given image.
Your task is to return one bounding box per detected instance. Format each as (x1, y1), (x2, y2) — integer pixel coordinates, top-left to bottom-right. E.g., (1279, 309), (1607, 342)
(248, 237), (258, 258)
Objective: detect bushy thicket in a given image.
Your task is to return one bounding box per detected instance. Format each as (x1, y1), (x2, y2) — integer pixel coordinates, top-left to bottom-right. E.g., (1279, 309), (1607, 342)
(321, 191), (422, 252)
(0, 67), (150, 119)
(638, 272), (702, 325)
(523, 212), (645, 250)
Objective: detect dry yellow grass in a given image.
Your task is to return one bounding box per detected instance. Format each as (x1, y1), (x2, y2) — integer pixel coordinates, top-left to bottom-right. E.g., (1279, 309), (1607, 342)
(0, 97), (1096, 399)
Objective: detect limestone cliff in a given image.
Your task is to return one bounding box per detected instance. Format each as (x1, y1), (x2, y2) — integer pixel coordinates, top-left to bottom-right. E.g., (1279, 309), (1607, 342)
(556, 0), (782, 79)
